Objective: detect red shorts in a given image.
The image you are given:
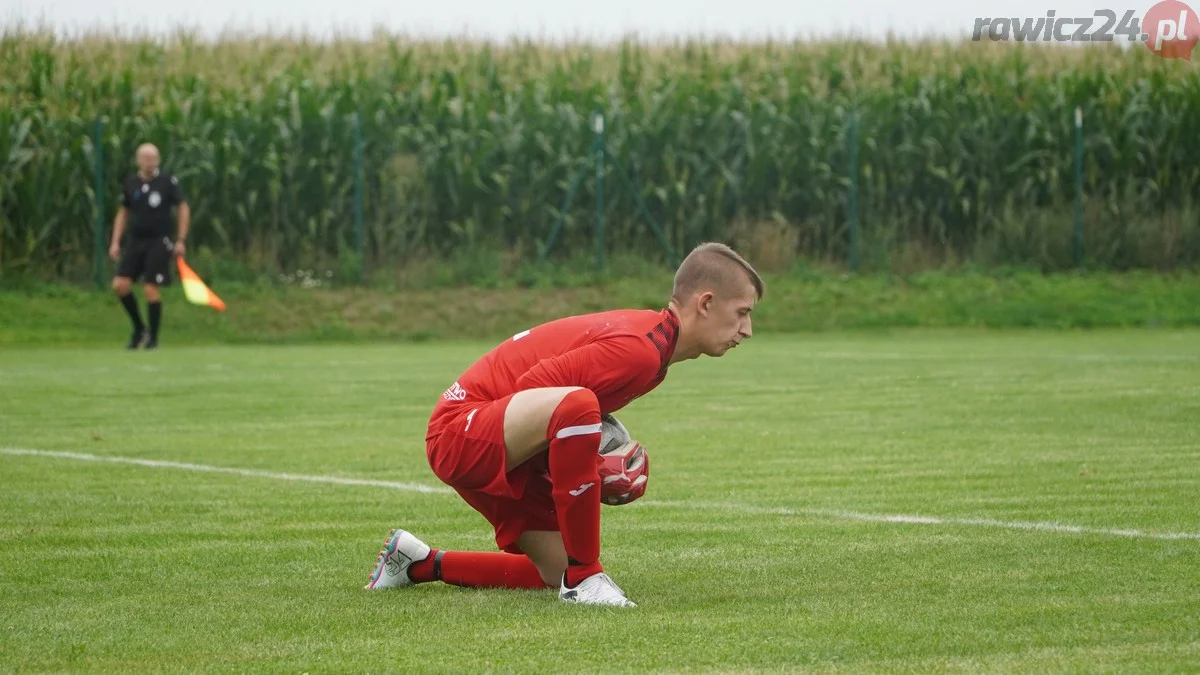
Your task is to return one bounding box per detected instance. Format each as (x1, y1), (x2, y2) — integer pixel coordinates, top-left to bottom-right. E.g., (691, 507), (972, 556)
(426, 395), (558, 554)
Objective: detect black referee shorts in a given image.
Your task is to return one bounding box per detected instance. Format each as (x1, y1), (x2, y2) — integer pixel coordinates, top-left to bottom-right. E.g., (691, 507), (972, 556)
(117, 236), (174, 286)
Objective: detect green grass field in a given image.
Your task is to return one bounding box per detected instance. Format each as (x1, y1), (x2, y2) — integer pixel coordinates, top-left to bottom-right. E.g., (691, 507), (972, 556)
(2, 330), (1199, 672)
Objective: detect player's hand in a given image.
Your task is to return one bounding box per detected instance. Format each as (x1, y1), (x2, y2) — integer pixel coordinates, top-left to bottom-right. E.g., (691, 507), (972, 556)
(174, 241), (186, 258)
(108, 243), (120, 261)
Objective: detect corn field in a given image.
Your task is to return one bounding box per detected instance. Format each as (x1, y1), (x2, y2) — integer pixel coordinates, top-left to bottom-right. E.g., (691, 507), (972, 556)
(2, 29), (1199, 281)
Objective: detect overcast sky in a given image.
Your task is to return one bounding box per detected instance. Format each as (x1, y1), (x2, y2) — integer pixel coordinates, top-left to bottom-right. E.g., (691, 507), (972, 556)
(2, 0), (1147, 42)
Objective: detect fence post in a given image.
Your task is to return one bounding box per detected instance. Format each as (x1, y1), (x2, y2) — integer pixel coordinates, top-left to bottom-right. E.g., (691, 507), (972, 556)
(606, 146), (679, 267)
(1073, 106), (1083, 267)
(354, 111), (365, 283)
(93, 117), (105, 289)
(593, 111), (605, 272)
(847, 108), (860, 272)
(539, 162), (587, 266)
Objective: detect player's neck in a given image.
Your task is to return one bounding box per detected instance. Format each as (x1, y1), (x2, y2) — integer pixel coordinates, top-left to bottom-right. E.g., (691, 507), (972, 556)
(138, 169), (158, 179)
(668, 347), (698, 365)
(666, 302), (700, 364)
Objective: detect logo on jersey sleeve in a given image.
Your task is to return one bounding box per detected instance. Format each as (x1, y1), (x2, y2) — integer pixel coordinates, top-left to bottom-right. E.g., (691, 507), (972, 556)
(442, 381), (468, 401)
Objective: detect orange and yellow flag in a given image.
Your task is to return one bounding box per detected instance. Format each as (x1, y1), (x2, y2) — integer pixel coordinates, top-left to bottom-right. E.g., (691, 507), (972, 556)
(176, 258), (226, 312)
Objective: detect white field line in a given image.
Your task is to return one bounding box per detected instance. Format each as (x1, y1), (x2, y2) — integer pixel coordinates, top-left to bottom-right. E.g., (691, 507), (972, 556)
(0, 448), (452, 495)
(638, 501), (1200, 541)
(4, 447), (1198, 542)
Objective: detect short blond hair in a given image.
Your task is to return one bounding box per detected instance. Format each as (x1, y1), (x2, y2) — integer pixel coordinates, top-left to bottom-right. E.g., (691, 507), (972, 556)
(671, 242), (765, 303)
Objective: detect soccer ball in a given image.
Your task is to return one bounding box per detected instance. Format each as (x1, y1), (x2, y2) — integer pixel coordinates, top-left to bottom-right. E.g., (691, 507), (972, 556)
(598, 414), (650, 506)
(599, 413), (632, 453)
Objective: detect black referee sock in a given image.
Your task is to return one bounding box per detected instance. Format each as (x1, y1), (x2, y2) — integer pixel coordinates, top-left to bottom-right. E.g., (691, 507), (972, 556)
(119, 293), (145, 332)
(148, 301), (162, 339)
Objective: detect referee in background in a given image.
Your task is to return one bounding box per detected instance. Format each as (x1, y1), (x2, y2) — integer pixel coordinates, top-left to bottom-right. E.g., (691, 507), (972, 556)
(109, 143), (190, 350)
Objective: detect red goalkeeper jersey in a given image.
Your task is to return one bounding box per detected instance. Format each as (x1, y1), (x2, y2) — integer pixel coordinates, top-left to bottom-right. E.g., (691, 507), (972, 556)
(427, 308), (680, 440)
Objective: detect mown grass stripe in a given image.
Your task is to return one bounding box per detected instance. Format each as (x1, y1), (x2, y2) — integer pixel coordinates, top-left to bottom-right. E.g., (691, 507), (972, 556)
(5, 447), (1198, 542)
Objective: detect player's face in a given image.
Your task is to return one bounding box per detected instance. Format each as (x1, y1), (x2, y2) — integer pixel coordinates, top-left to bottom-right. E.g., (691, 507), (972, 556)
(698, 279), (756, 357)
(136, 147), (159, 175)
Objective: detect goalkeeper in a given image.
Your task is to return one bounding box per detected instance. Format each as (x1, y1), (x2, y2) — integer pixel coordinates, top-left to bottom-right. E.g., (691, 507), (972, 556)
(365, 243), (763, 607)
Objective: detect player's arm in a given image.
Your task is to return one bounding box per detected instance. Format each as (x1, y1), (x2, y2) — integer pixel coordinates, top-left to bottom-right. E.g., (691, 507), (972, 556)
(109, 188), (130, 261)
(175, 203), (190, 256)
(514, 335), (659, 398)
(171, 175), (190, 257)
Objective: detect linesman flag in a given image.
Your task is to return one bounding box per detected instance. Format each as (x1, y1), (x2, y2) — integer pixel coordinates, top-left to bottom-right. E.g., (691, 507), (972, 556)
(176, 258), (226, 312)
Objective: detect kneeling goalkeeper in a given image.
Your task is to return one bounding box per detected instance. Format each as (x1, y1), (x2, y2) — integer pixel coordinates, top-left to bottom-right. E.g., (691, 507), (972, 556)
(365, 243), (763, 607)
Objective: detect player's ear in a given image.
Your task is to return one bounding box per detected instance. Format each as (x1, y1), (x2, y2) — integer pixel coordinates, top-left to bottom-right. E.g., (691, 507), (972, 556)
(697, 291), (714, 316)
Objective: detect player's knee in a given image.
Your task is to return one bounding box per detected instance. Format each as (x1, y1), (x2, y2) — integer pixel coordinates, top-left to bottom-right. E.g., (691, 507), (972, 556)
(551, 387), (601, 435)
(143, 285), (161, 302)
(112, 278), (130, 295)
(505, 387), (601, 470)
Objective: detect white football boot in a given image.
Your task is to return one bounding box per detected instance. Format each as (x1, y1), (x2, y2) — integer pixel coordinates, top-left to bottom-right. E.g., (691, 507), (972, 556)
(363, 529), (431, 590)
(559, 572), (637, 607)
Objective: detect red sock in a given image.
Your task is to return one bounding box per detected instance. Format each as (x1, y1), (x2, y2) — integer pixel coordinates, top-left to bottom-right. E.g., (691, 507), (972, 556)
(546, 389), (604, 587)
(408, 550), (548, 589)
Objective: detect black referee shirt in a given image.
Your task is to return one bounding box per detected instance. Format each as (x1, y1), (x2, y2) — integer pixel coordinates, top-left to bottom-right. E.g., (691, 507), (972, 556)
(122, 170), (185, 239)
